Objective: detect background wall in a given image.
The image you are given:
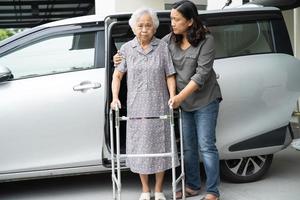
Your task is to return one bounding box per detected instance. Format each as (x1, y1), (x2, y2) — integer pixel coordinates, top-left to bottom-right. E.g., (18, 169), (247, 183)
(294, 8), (300, 58)
(283, 8), (300, 59)
(207, 0), (243, 10)
(282, 10), (294, 51)
(115, 0), (164, 12)
(96, 0), (207, 15)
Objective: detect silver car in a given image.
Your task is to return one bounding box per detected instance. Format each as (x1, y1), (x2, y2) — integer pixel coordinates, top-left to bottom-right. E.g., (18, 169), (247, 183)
(0, 6), (300, 183)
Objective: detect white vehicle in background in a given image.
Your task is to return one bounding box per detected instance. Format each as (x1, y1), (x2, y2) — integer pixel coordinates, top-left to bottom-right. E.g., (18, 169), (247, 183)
(0, 6), (300, 183)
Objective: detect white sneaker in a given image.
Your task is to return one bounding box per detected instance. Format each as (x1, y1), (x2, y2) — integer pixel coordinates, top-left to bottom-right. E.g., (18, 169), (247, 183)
(154, 192), (166, 200)
(139, 192), (151, 200)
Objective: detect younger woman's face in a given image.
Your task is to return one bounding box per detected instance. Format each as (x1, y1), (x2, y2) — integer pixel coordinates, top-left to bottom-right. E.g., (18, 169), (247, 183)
(170, 8), (193, 35)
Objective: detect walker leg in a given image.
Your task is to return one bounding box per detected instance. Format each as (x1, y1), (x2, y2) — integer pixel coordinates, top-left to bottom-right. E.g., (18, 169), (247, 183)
(110, 109), (117, 200)
(179, 109), (186, 200)
(169, 108), (177, 200)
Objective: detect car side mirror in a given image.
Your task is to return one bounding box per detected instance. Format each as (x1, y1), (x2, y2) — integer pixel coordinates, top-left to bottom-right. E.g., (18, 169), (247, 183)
(0, 66), (13, 82)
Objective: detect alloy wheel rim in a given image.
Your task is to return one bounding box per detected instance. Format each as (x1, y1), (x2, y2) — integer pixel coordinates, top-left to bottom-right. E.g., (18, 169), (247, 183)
(225, 155), (267, 176)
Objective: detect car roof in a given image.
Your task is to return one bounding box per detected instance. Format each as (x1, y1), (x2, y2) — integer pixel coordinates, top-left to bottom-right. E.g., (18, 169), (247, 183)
(41, 6), (279, 28)
(0, 6), (280, 48)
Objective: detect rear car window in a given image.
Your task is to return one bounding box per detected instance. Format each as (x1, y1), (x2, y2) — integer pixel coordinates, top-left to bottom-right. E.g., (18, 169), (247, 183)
(210, 21), (274, 58)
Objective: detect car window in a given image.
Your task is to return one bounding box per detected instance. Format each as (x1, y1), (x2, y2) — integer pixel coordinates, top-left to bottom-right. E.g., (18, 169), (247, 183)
(210, 21), (274, 58)
(0, 31), (96, 79)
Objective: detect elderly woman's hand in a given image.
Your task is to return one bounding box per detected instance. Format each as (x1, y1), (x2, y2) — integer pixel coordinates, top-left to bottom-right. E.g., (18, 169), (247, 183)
(111, 98), (121, 110)
(113, 50), (123, 66)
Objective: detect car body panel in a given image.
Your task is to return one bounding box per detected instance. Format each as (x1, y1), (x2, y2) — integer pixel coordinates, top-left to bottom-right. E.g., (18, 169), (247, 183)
(215, 53), (300, 159)
(0, 69), (106, 174)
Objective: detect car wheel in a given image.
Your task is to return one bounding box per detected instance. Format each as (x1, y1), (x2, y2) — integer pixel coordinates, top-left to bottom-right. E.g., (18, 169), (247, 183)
(220, 154), (273, 183)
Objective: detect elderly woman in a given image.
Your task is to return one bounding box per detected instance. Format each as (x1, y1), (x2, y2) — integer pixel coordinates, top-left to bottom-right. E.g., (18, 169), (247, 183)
(110, 7), (177, 200)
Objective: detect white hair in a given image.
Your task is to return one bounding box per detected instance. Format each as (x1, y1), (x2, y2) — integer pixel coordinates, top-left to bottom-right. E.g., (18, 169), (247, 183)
(128, 7), (159, 30)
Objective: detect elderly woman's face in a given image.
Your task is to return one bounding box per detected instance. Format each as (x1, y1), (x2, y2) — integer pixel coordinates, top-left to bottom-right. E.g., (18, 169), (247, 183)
(134, 14), (155, 43)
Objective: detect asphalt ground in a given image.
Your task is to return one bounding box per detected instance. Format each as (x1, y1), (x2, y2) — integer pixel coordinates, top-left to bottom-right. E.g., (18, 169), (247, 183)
(1, 144), (300, 200)
(2, 120), (300, 200)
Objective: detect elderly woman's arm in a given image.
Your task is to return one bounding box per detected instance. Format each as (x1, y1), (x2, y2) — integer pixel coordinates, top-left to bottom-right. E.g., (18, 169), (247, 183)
(166, 75), (176, 106)
(111, 69), (125, 109)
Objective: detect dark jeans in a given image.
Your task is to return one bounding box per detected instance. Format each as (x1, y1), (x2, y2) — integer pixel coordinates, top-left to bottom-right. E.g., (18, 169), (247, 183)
(182, 99), (220, 197)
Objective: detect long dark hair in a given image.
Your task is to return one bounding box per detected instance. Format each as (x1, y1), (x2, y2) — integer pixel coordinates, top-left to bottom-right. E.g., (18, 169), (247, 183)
(171, 0), (208, 47)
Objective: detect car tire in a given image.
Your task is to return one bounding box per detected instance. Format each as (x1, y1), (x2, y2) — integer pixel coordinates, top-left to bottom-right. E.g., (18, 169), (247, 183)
(220, 154), (273, 183)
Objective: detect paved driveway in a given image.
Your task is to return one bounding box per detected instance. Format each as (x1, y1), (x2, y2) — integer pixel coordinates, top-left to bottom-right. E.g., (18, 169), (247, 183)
(1, 145), (300, 200)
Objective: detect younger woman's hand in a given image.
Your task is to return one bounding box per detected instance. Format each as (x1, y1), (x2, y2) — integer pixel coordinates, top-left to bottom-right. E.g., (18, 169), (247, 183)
(168, 95), (184, 109)
(113, 51), (123, 66)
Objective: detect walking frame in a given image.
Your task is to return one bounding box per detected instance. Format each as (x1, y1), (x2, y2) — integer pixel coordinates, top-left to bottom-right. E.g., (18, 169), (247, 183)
(110, 105), (186, 200)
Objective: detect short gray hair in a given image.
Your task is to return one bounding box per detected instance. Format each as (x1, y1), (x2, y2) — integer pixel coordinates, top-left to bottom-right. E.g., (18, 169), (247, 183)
(129, 7), (159, 30)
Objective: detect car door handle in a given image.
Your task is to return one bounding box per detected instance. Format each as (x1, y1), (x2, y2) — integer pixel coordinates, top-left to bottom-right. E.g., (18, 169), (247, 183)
(73, 81), (101, 92)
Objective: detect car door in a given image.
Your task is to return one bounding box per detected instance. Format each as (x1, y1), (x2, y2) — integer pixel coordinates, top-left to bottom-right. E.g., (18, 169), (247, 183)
(205, 12), (300, 159)
(0, 25), (106, 175)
